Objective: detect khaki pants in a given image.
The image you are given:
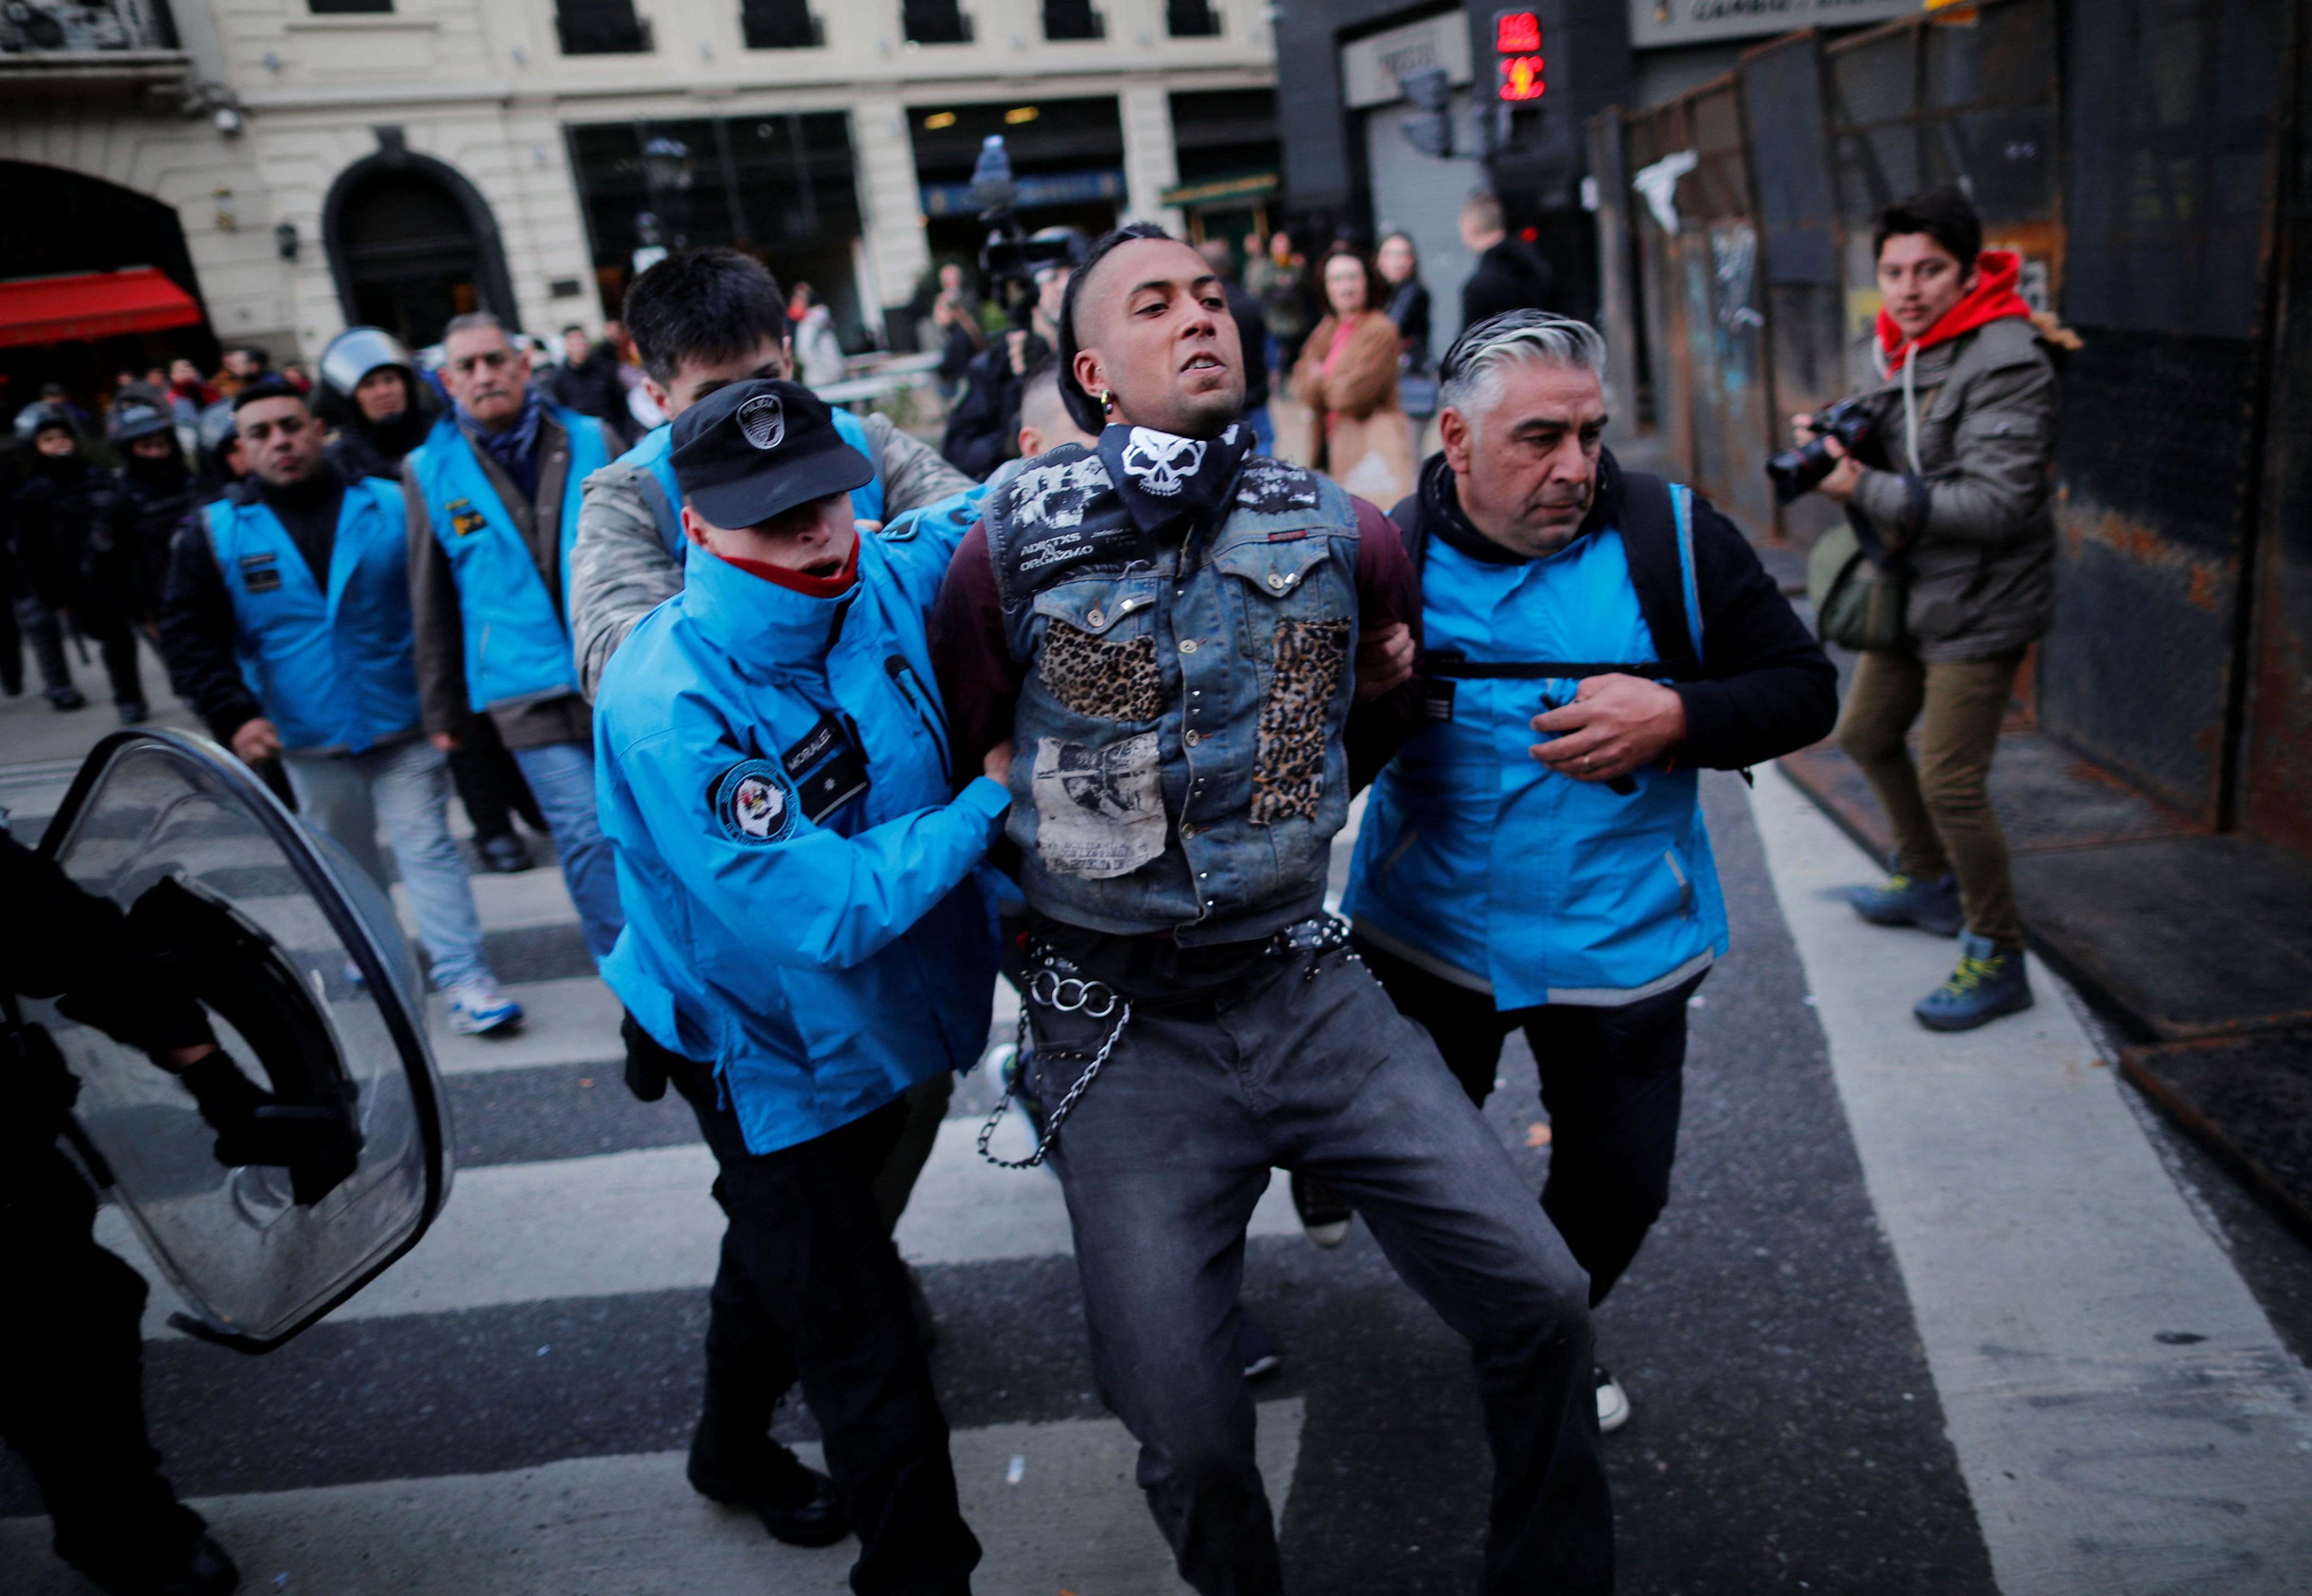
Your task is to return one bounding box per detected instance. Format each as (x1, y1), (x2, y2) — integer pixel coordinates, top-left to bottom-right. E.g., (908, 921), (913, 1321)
(1836, 650), (2025, 950)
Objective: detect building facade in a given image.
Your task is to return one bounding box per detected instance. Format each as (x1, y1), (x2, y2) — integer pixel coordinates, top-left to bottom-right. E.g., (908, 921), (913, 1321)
(0, 0), (1277, 385)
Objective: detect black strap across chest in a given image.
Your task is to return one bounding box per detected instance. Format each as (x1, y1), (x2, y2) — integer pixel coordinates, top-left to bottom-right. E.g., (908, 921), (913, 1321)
(1391, 468), (1703, 683)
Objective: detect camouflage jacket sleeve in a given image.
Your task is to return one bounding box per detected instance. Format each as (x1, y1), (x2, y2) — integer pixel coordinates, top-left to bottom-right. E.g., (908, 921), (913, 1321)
(570, 460), (683, 703)
(861, 411), (974, 517)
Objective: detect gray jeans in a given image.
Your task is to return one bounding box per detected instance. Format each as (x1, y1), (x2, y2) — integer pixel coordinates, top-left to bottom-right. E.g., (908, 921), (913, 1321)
(1026, 942), (1612, 1595)
(284, 736), (490, 991)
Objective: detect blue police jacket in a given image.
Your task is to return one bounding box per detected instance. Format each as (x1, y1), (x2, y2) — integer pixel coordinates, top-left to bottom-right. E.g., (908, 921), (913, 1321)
(409, 405), (610, 712)
(618, 409), (888, 564)
(202, 477), (423, 754)
(1343, 489), (1730, 1008)
(594, 485), (1003, 1155)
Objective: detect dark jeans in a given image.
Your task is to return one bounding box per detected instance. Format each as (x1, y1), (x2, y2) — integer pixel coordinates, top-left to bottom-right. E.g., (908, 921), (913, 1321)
(1358, 936), (1699, 1307)
(444, 712), (543, 844)
(0, 1140), (206, 1588)
(637, 1023), (979, 1596)
(12, 593), (141, 705)
(1025, 944), (1611, 1596)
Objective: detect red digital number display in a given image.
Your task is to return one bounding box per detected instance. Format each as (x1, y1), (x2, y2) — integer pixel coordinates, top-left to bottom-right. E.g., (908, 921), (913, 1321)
(1494, 11), (1541, 54)
(1499, 54), (1545, 101)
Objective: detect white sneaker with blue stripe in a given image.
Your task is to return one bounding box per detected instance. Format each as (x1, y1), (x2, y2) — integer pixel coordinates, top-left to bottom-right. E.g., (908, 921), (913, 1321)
(445, 974), (524, 1036)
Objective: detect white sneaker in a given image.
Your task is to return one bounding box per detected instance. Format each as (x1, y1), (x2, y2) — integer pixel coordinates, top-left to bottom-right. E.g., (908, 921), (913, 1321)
(446, 975), (524, 1036)
(1596, 1367), (1631, 1434)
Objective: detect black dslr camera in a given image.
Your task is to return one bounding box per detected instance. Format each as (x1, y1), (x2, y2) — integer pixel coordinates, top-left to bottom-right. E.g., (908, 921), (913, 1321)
(1766, 398), (1884, 503)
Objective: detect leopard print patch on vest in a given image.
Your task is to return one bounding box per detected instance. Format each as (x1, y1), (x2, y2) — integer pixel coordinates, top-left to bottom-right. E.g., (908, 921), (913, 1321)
(1038, 621), (1165, 723)
(1250, 617), (1350, 824)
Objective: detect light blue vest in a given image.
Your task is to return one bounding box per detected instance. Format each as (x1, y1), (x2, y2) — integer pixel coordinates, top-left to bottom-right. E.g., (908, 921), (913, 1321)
(618, 410), (887, 564)
(1343, 497), (1729, 1008)
(410, 406), (609, 712)
(203, 479), (422, 755)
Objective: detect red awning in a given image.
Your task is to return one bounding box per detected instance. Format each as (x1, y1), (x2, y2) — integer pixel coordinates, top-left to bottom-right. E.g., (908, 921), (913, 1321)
(0, 268), (205, 350)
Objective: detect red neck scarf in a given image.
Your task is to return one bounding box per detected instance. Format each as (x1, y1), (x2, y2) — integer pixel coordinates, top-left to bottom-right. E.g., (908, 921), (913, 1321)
(1876, 249), (2033, 374)
(717, 536), (859, 598)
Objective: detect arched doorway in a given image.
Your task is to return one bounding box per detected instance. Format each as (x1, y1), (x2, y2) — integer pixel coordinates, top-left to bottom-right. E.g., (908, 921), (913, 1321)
(324, 141), (519, 350)
(0, 160), (217, 420)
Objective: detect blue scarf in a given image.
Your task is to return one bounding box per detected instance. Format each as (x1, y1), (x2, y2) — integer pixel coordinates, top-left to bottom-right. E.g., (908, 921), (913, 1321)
(459, 394), (542, 502)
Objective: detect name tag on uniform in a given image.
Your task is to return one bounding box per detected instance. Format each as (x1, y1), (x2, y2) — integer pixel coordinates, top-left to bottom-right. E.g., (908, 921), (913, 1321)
(445, 497), (489, 537)
(238, 552), (282, 594)
(781, 712), (870, 824)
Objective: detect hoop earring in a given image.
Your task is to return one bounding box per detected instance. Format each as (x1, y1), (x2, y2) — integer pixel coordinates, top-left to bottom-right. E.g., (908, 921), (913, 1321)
(1098, 388), (1115, 415)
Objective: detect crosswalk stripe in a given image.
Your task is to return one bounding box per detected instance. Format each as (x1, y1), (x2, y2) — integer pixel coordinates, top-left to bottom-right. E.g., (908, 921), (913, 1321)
(389, 865), (582, 934)
(427, 975), (627, 1074)
(108, 1119), (1313, 1339)
(0, 1403), (1304, 1594)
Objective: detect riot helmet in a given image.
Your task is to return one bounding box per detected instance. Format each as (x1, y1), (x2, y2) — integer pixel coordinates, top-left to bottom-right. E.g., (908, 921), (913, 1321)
(320, 325), (418, 399)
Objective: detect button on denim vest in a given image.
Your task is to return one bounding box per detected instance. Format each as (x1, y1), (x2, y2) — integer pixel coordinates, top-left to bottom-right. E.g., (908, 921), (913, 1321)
(986, 450), (1362, 945)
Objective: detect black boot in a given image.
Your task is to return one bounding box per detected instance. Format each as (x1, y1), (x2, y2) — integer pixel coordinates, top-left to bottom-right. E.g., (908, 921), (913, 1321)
(687, 1414), (849, 1547)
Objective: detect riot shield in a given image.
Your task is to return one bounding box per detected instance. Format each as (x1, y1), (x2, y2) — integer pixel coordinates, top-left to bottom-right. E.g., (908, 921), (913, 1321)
(25, 729), (452, 1353)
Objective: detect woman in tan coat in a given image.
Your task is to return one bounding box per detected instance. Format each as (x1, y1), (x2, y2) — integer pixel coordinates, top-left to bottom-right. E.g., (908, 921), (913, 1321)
(1291, 244), (1416, 506)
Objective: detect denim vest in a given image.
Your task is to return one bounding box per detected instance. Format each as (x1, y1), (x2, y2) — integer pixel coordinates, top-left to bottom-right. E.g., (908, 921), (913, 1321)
(986, 449), (1361, 944)
(203, 479), (422, 755)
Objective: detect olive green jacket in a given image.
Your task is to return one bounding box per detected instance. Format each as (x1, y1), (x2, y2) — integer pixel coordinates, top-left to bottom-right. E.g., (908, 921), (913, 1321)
(1847, 315), (2059, 662)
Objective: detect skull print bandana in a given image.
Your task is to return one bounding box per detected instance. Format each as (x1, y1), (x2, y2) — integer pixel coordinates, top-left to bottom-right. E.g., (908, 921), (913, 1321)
(1094, 420), (1249, 539)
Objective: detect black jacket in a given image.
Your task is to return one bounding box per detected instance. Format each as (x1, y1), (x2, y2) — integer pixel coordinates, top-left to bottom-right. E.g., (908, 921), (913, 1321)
(547, 346), (633, 445)
(3, 830), (217, 1161)
(1224, 281), (1271, 411)
(1386, 280), (1433, 371)
(1460, 239), (1555, 332)
(110, 456), (201, 616)
(941, 335), (1041, 481)
(1392, 450), (1838, 772)
(7, 453), (112, 611)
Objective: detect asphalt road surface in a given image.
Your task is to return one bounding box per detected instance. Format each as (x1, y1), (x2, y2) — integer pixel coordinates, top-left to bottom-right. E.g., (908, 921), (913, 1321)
(1, 741), (2306, 1594)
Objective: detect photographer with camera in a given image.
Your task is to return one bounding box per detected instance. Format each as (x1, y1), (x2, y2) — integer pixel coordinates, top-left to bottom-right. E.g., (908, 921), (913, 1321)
(940, 227), (1085, 480)
(1783, 186), (2057, 1032)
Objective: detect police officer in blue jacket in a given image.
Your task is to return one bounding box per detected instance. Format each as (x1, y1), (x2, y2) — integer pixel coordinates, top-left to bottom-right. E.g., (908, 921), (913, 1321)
(405, 313), (622, 963)
(1343, 313), (1837, 1432)
(159, 380), (523, 1035)
(594, 380), (1002, 1592)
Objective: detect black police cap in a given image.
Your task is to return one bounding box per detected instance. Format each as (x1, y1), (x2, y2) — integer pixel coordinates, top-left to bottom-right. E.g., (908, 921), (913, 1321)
(670, 378), (872, 531)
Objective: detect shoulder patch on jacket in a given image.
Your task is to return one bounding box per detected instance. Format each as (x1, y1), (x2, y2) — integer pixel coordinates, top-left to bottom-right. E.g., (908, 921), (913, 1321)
(710, 758), (796, 844)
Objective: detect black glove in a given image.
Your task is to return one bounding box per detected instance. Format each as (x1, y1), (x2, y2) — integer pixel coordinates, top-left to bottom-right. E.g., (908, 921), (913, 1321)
(177, 1051), (354, 1179)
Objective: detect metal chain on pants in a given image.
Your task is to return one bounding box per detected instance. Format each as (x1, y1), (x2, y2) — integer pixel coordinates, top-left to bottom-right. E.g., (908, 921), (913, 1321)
(976, 970), (1131, 1170)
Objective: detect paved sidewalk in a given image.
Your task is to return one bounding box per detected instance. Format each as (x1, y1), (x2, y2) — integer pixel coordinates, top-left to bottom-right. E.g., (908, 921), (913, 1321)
(1753, 765), (2312, 1595)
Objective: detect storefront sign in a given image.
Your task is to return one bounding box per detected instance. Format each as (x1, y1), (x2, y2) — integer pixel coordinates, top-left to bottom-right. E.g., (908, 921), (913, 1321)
(1340, 10), (1474, 110)
(1629, 0), (1917, 48)
(920, 168), (1127, 217)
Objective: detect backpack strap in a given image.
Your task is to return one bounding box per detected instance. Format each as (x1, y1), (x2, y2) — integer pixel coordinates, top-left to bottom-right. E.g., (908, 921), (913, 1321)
(1616, 471), (1704, 679)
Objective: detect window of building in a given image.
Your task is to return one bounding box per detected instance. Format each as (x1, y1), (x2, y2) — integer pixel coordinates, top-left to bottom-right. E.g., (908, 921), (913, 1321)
(1167, 0), (1220, 37)
(740, 0), (821, 48)
(1043, 0), (1103, 41)
(903, 0), (972, 45)
(567, 112), (867, 343)
(557, 0), (652, 54)
(307, 0), (394, 13)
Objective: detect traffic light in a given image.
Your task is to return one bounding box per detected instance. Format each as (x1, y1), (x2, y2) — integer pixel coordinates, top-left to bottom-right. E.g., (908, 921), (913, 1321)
(1494, 8), (1544, 103)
